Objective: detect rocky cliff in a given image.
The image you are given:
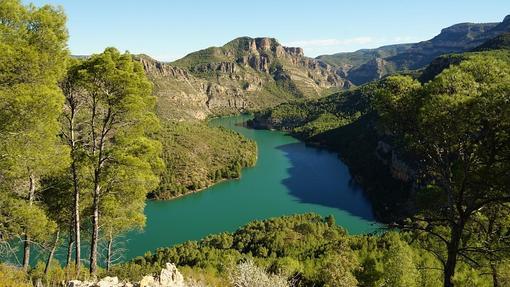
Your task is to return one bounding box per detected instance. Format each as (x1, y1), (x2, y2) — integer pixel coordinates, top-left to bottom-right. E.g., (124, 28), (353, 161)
(138, 37), (348, 121)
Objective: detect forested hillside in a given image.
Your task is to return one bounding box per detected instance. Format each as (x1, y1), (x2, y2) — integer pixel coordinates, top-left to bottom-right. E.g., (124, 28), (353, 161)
(152, 121), (257, 199)
(108, 214), (508, 287)
(251, 49), (510, 286)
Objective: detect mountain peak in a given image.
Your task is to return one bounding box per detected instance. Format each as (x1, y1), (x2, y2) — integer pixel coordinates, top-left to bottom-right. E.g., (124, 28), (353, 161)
(224, 37), (303, 57)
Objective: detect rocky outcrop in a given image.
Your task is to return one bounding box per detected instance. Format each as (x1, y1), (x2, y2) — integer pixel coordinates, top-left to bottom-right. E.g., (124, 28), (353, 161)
(138, 56), (190, 79)
(375, 140), (416, 183)
(190, 61), (236, 74)
(66, 263), (193, 287)
(139, 37), (349, 121)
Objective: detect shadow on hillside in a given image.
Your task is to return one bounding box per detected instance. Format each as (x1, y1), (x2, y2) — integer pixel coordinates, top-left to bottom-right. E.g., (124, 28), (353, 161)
(276, 142), (375, 221)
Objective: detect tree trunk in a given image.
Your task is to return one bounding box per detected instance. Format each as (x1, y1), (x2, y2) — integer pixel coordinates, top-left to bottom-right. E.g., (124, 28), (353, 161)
(444, 224), (463, 287)
(22, 174), (35, 271)
(492, 263), (500, 287)
(22, 234), (31, 271)
(66, 225), (74, 267)
(45, 229), (60, 275)
(106, 237), (112, 271)
(89, 183), (100, 278)
(69, 111), (82, 275)
(72, 160), (81, 274)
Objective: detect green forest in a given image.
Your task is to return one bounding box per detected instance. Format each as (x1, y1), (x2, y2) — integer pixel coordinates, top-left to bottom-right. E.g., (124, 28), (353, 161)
(109, 213), (509, 287)
(250, 50), (510, 286)
(1, 1), (510, 287)
(153, 121), (257, 199)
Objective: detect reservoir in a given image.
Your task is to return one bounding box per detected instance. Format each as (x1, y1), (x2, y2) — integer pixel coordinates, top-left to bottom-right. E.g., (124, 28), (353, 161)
(123, 115), (379, 260)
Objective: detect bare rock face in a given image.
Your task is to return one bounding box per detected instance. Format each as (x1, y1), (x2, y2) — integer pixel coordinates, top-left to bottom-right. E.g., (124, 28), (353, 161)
(190, 62), (236, 74)
(97, 277), (122, 287)
(283, 47), (304, 57)
(139, 263), (187, 287)
(159, 263), (186, 287)
(137, 37), (349, 121)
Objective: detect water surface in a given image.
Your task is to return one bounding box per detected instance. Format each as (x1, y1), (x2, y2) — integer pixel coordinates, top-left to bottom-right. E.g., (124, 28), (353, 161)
(123, 115), (378, 259)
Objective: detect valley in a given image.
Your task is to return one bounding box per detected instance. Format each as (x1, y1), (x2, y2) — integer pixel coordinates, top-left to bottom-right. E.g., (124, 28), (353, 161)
(123, 115), (378, 260)
(1, 1), (510, 286)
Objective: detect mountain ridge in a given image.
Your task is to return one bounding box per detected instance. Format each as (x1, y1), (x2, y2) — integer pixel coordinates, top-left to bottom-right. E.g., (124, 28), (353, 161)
(134, 15), (510, 121)
(317, 15), (510, 85)
(138, 37), (348, 120)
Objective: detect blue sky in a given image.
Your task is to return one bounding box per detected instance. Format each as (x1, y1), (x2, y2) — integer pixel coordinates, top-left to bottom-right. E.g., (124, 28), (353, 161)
(27, 0), (510, 61)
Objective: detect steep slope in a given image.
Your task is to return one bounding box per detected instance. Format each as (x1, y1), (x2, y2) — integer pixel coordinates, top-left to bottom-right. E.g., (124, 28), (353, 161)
(474, 32), (510, 51)
(317, 15), (510, 85)
(251, 50), (510, 221)
(420, 41), (510, 82)
(138, 37), (348, 121)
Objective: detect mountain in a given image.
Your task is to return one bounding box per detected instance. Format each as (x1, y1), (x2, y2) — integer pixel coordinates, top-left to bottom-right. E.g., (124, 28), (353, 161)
(474, 32), (510, 51)
(138, 16), (510, 121)
(138, 37), (348, 121)
(317, 15), (510, 85)
(419, 33), (510, 82)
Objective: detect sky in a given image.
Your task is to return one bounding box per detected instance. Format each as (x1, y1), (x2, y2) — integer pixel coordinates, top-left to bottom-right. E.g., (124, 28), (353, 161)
(26, 0), (510, 62)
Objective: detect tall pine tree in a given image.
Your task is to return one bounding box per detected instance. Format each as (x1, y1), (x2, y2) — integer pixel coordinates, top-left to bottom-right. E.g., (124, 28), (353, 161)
(0, 0), (69, 269)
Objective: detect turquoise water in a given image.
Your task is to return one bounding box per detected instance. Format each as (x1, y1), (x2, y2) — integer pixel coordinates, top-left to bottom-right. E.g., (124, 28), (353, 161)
(123, 115), (379, 260)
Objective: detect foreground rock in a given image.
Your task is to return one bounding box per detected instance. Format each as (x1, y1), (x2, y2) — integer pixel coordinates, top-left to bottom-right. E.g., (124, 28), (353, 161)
(67, 263), (188, 287)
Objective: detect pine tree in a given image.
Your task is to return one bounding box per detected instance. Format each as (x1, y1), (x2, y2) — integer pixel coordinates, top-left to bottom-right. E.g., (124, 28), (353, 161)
(0, 0), (69, 269)
(68, 48), (163, 277)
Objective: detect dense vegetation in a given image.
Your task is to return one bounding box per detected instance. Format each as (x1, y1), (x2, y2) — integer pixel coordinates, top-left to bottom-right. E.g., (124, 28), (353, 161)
(252, 50), (510, 286)
(1, 1), (510, 287)
(0, 2), (258, 285)
(0, 0), (163, 280)
(152, 120), (257, 199)
(109, 214), (509, 287)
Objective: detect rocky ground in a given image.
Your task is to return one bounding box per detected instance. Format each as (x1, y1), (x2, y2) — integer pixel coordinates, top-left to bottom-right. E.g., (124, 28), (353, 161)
(67, 263), (201, 287)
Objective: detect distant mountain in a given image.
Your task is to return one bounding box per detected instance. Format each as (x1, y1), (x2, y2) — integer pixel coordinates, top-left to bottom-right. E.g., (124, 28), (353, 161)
(317, 15), (510, 85)
(138, 37), (347, 120)
(137, 16), (510, 120)
(419, 32), (510, 83)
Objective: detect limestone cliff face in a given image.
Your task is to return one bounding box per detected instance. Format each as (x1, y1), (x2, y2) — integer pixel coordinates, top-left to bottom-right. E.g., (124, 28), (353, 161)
(138, 37), (349, 121)
(137, 56), (212, 120)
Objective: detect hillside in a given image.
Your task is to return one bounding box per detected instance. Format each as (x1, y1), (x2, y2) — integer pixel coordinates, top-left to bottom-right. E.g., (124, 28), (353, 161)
(317, 15), (510, 85)
(251, 50), (510, 222)
(108, 213), (475, 286)
(152, 121), (257, 200)
(474, 31), (510, 51)
(138, 37), (348, 121)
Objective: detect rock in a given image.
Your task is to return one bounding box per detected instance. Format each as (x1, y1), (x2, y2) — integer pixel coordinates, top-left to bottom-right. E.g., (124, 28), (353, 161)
(67, 280), (94, 287)
(137, 264), (187, 286)
(97, 276), (120, 287)
(136, 37), (348, 121)
(159, 263), (185, 287)
(139, 275), (157, 287)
